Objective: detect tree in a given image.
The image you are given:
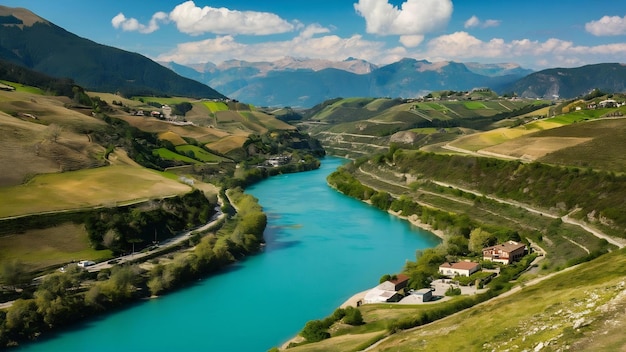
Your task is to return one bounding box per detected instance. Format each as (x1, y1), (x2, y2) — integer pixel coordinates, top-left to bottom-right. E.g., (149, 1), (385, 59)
(301, 320), (330, 342)
(379, 274), (392, 283)
(468, 228), (495, 254)
(0, 259), (30, 290)
(343, 306), (363, 325)
(34, 273), (79, 327)
(5, 299), (41, 340)
(44, 123), (63, 143)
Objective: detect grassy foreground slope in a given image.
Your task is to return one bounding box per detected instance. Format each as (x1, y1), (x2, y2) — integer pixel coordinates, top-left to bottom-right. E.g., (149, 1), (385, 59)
(370, 248), (626, 352)
(286, 248), (626, 352)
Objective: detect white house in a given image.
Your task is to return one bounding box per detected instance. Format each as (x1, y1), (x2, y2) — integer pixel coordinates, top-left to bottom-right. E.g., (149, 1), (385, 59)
(439, 261), (481, 277)
(363, 288), (400, 304)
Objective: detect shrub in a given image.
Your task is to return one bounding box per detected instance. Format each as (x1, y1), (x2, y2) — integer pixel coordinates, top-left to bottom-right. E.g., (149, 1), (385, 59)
(445, 285), (462, 296)
(343, 306), (364, 326)
(301, 320), (331, 342)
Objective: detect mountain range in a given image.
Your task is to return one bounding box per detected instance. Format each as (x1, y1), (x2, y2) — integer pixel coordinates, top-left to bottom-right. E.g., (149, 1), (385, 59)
(161, 58), (535, 107)
(1, 5), (625, 108)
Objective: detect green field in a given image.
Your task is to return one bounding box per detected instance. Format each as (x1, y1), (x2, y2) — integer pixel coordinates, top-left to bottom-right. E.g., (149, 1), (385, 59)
(0, 165), (191, 217)
(0, 80), (44, 95)
(464, 101), (489, 110)
(203, 101), (229, 112)
(153, 148), (202, 165)
(0, 223), (112, 270)
(134, 96), (192, 106)
(175, 145), (229, 162)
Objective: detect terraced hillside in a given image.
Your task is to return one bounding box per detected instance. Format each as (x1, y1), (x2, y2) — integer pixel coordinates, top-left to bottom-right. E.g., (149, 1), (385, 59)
(299, 93), (551, 158)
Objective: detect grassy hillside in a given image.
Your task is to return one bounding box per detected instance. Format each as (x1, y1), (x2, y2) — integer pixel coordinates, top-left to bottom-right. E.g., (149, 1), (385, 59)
(286, 248), (626, 352)
(0, 165), (191, 218)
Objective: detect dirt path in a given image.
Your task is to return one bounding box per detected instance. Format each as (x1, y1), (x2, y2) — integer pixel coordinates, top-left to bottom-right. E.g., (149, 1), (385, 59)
(431, 180), (625, 249)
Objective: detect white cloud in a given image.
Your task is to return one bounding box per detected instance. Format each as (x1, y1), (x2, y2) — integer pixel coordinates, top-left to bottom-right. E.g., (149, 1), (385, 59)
(156, 27), (396, 65)
(354, 0), (452, 36)
(464, 15), (480, 28)
(585, 15), (626, 36)
(420, 31), (626, 68)
(111, 12), (168, 34)
(464, 15), (500, 29)
(399, 35), (424, 47)
(111, 1), (294, 36)
(299, 24), (331, 39)
(168, 0), (295, 36)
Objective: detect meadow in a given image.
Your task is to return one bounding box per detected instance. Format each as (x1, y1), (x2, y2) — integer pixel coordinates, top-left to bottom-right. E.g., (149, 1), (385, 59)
(0, 165), (191, 217)
(0, 223), (112, 271)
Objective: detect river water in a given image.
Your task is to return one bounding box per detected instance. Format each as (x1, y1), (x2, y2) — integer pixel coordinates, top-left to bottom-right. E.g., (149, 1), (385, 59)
(20, 156), (440, 351)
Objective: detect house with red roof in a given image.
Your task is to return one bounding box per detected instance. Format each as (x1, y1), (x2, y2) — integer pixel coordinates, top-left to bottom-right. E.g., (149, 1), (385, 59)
(482, 241), (527, 264)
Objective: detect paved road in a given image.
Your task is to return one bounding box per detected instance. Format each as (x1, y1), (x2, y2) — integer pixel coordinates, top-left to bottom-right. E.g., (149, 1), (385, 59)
(87, 206), (225, 273)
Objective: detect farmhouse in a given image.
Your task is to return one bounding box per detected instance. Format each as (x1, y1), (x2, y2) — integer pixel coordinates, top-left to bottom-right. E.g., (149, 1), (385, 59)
(439, 261), (481, 277)
(482, 240), (527, 264)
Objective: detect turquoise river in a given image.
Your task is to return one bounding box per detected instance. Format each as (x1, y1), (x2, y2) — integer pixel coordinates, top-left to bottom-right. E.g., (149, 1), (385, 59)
(20, 156), (441, 351)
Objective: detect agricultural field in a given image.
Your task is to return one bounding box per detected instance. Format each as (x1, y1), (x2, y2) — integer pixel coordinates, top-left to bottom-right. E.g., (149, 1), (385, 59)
(153, 148), (202, 165)
(205, 135), (249, 154)
(203, 100), (229, 112)
(133, 96), (194, 106)
(0, 165), (191, 217)
(175, 145), (230, 162)
(0, 223), (112, 271)
(0, 80), (44, 95)
(464, 101), (489, 110)
(158, 131), (188, 146)
(116, 115), (228, 144)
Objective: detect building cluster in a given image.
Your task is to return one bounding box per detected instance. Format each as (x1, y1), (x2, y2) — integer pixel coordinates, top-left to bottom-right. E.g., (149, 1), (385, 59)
(361, 241), (528, 306)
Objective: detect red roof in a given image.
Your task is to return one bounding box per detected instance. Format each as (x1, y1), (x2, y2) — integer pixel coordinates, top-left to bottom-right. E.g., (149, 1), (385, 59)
(390, 273), (409, 285)
(483, 241), (525, 253)
(439, 262), (480, 270)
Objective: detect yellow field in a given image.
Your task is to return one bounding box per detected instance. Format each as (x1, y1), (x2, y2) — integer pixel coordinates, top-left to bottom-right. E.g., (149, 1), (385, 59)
(449, 119), (570, 154)
(206, 135), (248, 154)
(482, 136), (591, 161)
(0, 165), (192, 217)
(159, 131), (188, 146)
(115, 115), (229, 143)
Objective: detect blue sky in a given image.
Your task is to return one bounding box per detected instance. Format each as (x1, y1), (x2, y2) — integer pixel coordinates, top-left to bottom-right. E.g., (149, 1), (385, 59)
(4, 0), (626, 69)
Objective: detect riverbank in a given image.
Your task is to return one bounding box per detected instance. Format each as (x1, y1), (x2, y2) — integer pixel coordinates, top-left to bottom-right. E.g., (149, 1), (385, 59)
(388, 210), (446, 240)
(279, 290), (370, 349)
